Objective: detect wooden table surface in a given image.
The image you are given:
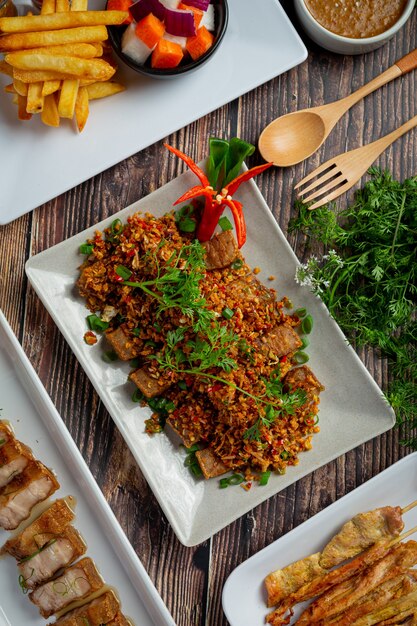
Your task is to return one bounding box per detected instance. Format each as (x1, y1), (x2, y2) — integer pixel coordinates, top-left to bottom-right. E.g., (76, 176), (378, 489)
(1, 3), (416, 625)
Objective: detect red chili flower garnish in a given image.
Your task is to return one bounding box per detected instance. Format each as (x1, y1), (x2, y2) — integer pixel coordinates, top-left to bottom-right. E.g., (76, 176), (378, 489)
(165, 143), (273, 248)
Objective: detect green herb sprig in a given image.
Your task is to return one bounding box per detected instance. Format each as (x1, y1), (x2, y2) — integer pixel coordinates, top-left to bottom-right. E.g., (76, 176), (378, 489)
(290, 168), (417, 445)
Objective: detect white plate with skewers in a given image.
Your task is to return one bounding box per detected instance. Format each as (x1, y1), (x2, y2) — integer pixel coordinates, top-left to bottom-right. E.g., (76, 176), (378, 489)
(222, 453), (417, 626)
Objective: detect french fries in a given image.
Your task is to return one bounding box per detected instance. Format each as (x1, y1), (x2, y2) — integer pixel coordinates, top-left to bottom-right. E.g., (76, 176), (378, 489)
(0, 26), (108, 52)
(0, 2), (126, 131)
(0, 10), (128, 33)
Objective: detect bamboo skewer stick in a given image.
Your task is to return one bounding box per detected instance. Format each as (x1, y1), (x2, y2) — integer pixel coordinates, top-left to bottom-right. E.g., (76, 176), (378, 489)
(394, 524), (417, 544)
(402, 499), (417, 515)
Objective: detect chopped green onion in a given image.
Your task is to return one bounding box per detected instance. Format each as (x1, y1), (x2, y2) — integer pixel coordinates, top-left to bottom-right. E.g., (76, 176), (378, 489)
(144, 340), (157, 348)
(300, 336), (310, 350)
(116, 265), (132, 280)
(132, 327), (141, 337)
(178, 217), (197, 233)
(222, 307), (234, 320)
(79, 243), (93, 255)
(231, 258), (243, 270)
(108, 218), (124, 242)
(301, 314), (314, 335)
(19, 539), (57, 563)
(86, 314), (109, 332)
(228, 473), (245, 486)
(218, 216), (233, 231)
(178, 380), (187, 390)
(190, 463), (203, 477)
(185, 444), (200, 453)
(132, 389), (144, 403)
(219, 477), (230, 489)
(281, 450), (289, 460)
(0, 438), (5, 446)
(259, 471), (271, 486)
(294, 307), (307, 318)
(294, 351), (309, 364)
(101, 350), (118, 363)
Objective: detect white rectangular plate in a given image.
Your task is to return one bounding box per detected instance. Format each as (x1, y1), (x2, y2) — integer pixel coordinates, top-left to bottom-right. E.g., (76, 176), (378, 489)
(0, 0), (307, 224)
(25, 168), (395, 547)
(222, 453), (417, 625)
(0, 309), (175, 626)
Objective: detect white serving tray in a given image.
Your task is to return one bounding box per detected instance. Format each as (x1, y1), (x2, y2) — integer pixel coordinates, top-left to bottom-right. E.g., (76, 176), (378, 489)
(25, 166), (395, 547)
(0, 0), (307, 224)
(0, 309), (175, 626)
(222, 453), (417, 625)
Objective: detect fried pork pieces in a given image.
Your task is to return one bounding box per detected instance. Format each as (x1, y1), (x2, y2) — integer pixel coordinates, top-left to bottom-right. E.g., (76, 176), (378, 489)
(0, 424), (131, 624)
(77, 214), (324, 479)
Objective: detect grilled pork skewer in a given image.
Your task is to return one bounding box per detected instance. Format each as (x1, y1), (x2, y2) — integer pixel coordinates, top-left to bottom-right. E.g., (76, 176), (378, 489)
(350, 588), (417, 626)
(18, 524), (86, 589)
(2, 497), (75, 559)
(265, 534), (412, 626)
(0, 460), (60, 530)
(320, 506), (405, 569)
(323, 571), (417, 626)
(265, 504), (411, 607)
(29, 556), (104, 618)
(265, 553), (328, 607)
(296, 541), (417, 624)
(49, 590), (125, 625)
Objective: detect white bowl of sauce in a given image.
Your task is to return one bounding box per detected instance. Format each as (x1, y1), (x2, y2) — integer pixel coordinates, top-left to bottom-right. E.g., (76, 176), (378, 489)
(294, 0), (415, 55)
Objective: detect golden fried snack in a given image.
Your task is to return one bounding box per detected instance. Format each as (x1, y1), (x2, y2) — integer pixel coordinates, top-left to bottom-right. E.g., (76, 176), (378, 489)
(41, 92), (60, 125)
(58, 77), (78, 117)
(0, 10), (128, 33)
(74, 84), (88, 131)
(26, 80), (43, 112)
(86, 80), (125, 99)
(0, 25), (108, 52)
(5, 52), (115, 80)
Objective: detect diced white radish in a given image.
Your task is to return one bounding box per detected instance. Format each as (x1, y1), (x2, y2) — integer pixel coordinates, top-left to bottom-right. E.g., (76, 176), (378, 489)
(159, 0), (179, 8)
(200, 3), (214, 31)
(162, 32), (187, 52)
(121, 22), (154, 64)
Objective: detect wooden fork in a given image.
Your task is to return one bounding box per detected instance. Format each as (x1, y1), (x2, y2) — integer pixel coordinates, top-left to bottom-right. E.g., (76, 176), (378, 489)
(295, 114), (417, 210)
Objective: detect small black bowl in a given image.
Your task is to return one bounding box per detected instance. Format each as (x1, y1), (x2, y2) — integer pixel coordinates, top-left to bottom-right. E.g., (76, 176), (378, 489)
(107, 0), (229, 79)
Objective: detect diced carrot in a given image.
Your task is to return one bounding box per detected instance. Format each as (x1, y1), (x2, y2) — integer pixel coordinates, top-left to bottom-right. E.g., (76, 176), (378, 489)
(186, 25), (214, 61)
(107, 0), (133, 24)
(151, 38), (184, 68)
(178, 2), (204, 29)
(135, 13), (165, 49)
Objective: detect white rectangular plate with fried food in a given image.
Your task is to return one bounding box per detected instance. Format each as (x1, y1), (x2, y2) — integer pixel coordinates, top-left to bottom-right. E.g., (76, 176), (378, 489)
(0, 0), (307, 224)
(0, 309), (175, 626)
(25, 168), (395, 546)
(222, 453), (417, 625)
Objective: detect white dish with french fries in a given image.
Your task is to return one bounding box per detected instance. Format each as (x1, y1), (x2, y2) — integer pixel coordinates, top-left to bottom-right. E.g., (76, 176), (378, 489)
(0, 0), (307, 224)
(222, 453), (417, 626)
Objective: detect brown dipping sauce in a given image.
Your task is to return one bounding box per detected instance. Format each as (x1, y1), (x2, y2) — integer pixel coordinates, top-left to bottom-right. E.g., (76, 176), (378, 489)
(304, 0), (408, 39)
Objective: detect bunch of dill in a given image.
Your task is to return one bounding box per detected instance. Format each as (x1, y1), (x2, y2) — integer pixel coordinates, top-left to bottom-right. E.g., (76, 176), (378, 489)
(289, 167), (417, 447)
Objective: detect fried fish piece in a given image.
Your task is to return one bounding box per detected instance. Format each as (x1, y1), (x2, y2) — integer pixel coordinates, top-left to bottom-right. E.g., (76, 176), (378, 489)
(0, 460), (60, 530)
(29, 556), (104, 618)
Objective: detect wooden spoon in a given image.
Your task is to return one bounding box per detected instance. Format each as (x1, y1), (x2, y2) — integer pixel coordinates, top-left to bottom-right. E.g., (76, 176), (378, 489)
(258, 49), (417, 167)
